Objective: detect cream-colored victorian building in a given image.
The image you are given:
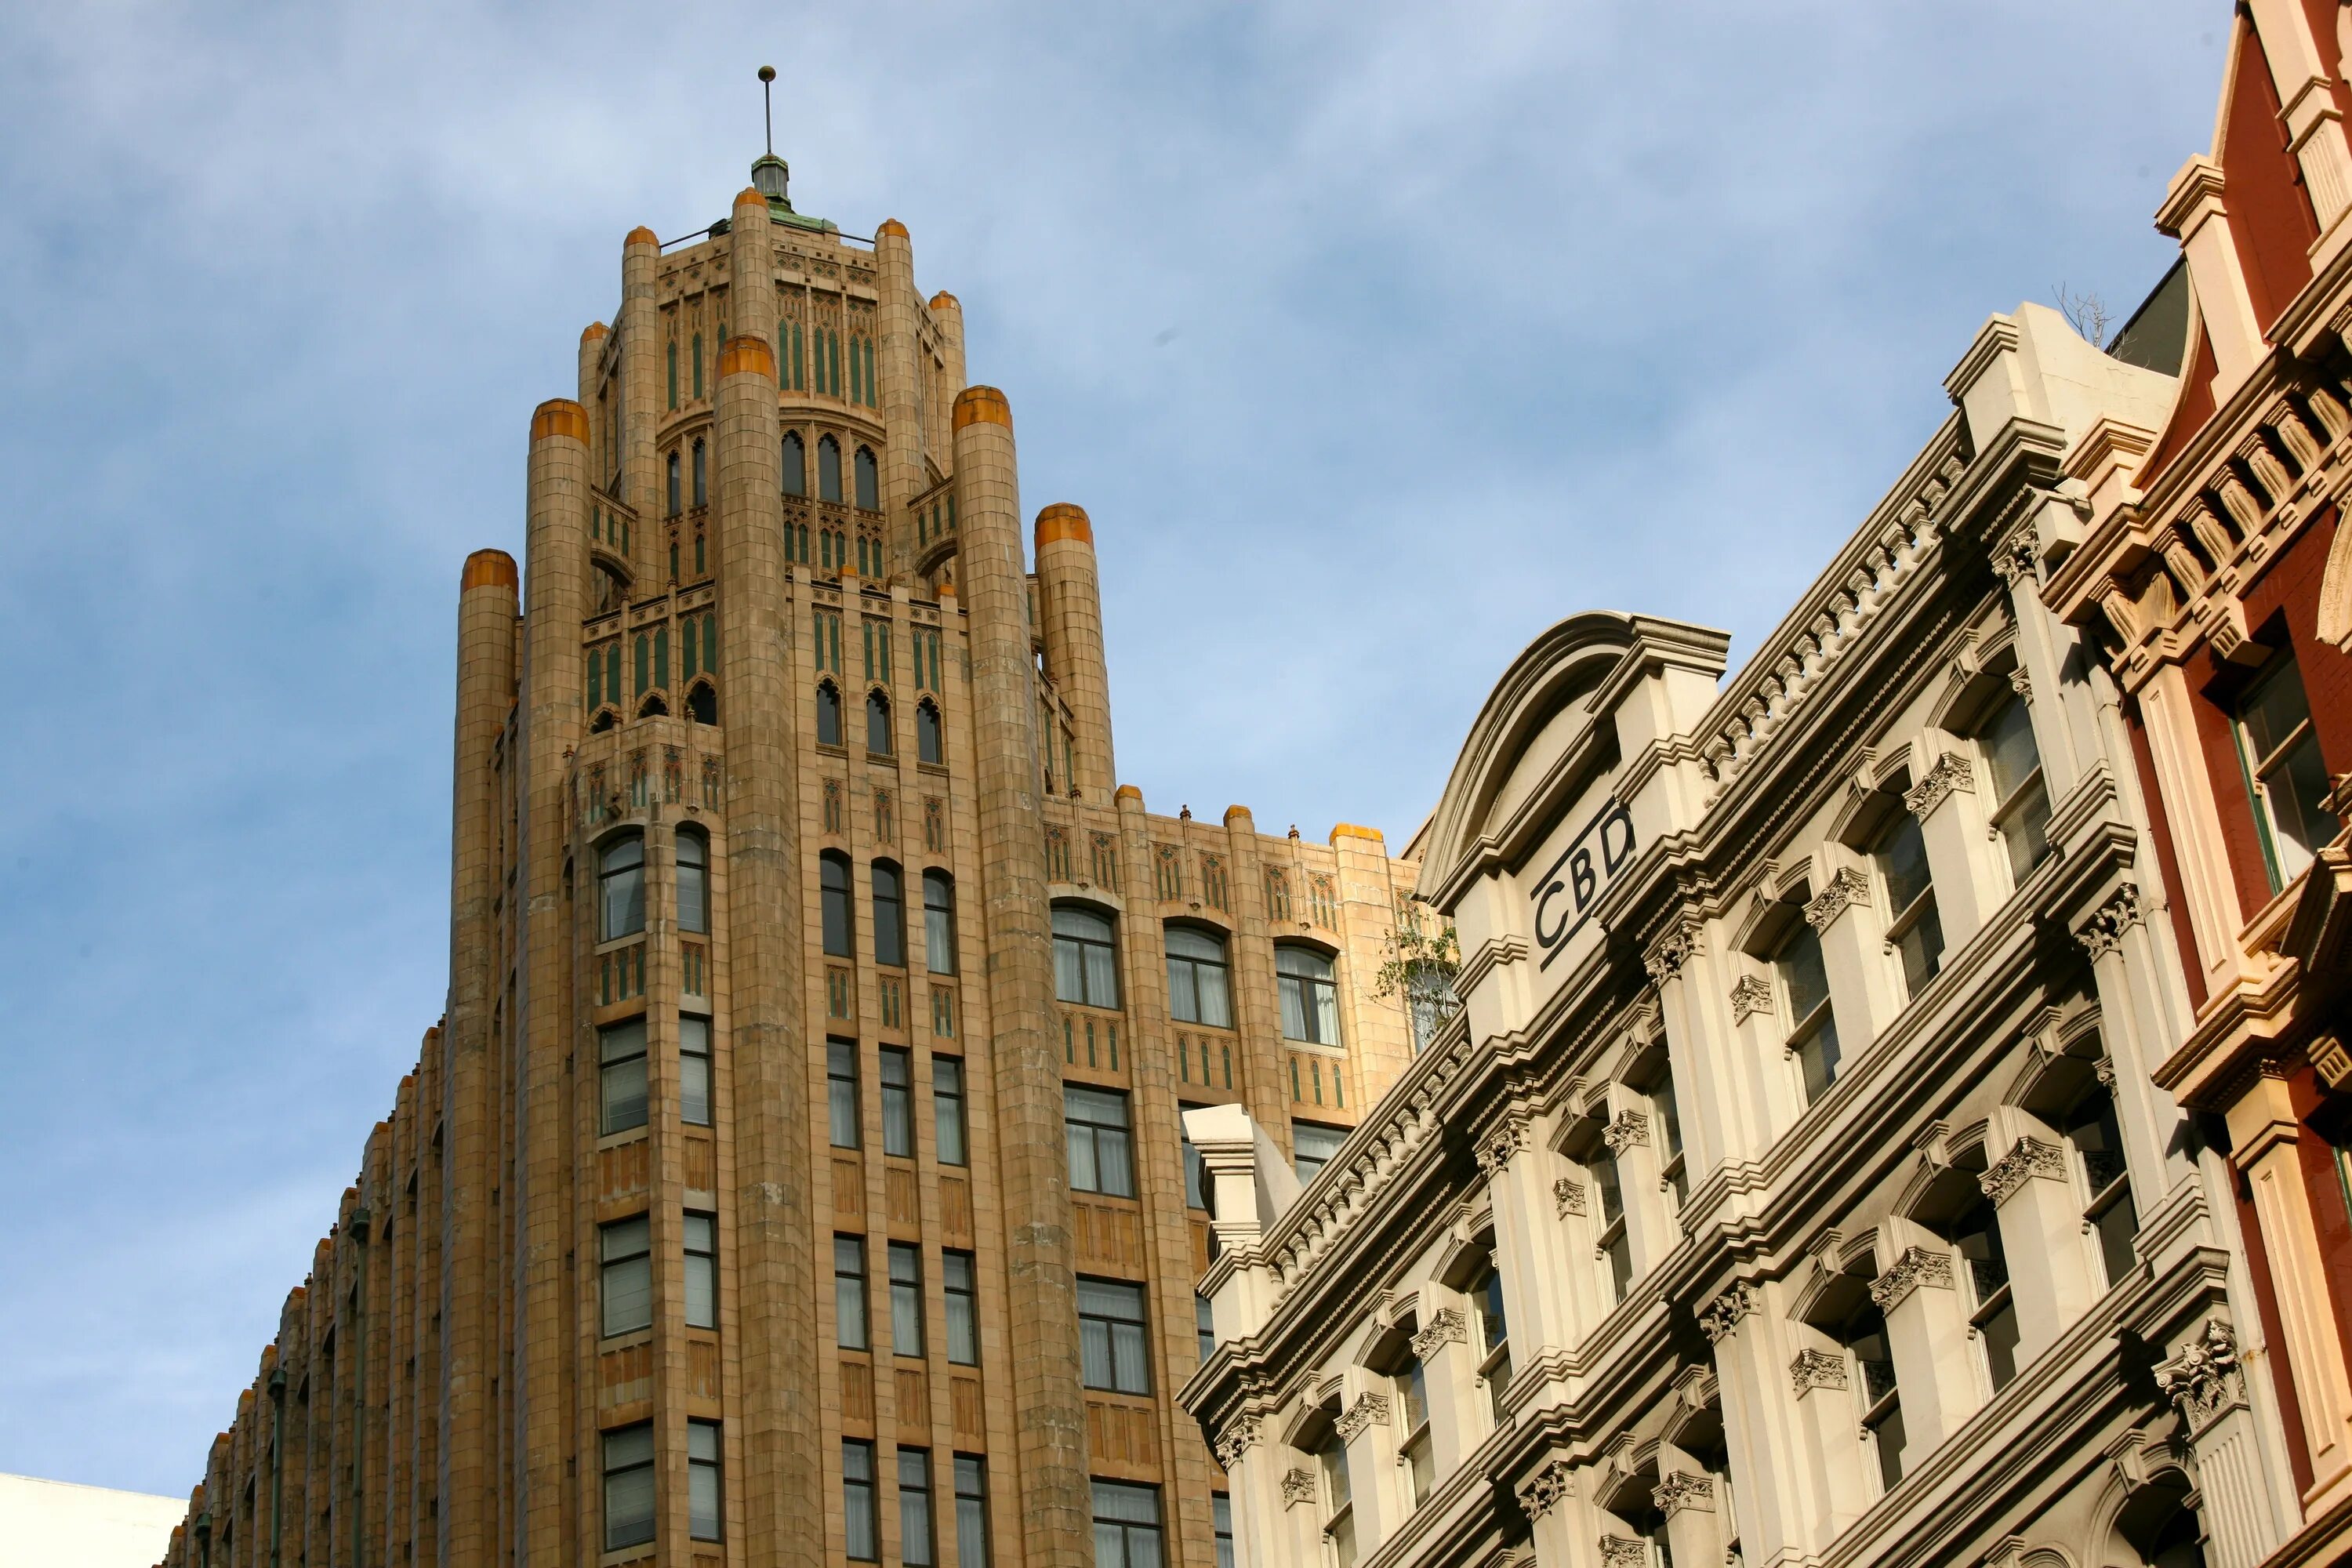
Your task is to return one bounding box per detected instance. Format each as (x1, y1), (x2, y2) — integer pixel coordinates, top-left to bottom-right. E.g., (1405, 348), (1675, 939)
(1185, 299), (2304, 1568)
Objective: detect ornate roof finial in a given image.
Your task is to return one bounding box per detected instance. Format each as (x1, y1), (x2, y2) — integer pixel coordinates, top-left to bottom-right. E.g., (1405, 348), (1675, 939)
(751, 66), (792, 209)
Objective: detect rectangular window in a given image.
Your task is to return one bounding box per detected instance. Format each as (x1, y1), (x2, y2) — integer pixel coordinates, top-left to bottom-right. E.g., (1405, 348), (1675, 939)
(945, 1249), (979, 1365)
(1196, 1293), (1216, 1364)
(1292, 1121), (1346, 1185)
(688, 1419), (722, 1541)
(684, 1211), (717, 1330)
(900, 1448), (936, 1568)
(1776, 920), (1841, 1102)
(1474, 1265), (1512, 1420)
(1875, 811), (1944, 997)
(681, 1014), (713, 1127)
(881, 1047), (915, 1158)
(1319, 1436), (1355, 1568)
(1949, 1195), (2018, 1392)
(1396, 1353), (1432, 1504)
(603, 1424), (656, 1551)
(1651, 1073), (1687, 1208)
(1091, 1481), (1162, 1568)
(1212, 1494), (1233, 1568)
(600, 1018), (649, 1135)
(2067, 1086), (2139, 1287)
(829, 1040), (860, 1149)
(1591, 1148), (1632, 1304)
(1844, 1301), (1904, 1491)
(843, 1440), (878, 1562)
(601, 1215), (653, 1338)
(954, 1457), (989, 1568)
(1980, 692), (2053, 883)
(1078, 1277), (1151, 1394)
(2236, 652), (2341, 891)
(890, 1241), (924, 1356)
(1065, 1086), (1135, 1197)
(835, 1236), (869, 1350)
(935, 1057), (968, 1166)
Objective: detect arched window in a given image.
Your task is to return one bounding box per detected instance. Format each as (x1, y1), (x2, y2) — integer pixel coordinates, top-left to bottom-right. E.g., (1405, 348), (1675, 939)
(866, 691), (892, 755)
(872, 861), (906, 967)
(820, 852), (853, 958)
(691, 439), (706, 507)
(677, 829), (709, 934)
(595, 563), (628, 616)
(1275, 946), (1338, 1044)
(816, 681), (842, 746)
(688, 682), (717, 726)
(1165, 927), (1232, 1028)
(1052, 906), (1120, 1008)
(855, 446), (880, 510)
(599, 835), (645, 942)
(924, 872), (956, 975)
(637, 693), (668, 718)
(782, 432), (806, 496)
(916, 699), (943, 765)
(818, 436), (843, 503)
(666, 450), (681, 517)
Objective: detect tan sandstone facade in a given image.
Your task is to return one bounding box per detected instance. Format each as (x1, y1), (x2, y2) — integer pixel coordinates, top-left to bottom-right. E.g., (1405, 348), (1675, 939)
(158, 156), (1422, 1568)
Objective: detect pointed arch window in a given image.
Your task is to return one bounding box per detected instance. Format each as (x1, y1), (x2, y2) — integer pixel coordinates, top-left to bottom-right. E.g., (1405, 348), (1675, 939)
(916, 699), (943, 765)
(677, 829), (710, 934)
(855, 445), (880, 510)
(691, 439), (707, 508)
(666, 339), (679, 410)
(782, 432), (806, 496)
(819, 437), (843, 503)
(924, 872), (956, 975)
(598, 834), (645, 942)
(872, 861), (906, 968)
(688, 682), (717, 726)
(867, 691), (893, 756)
(816, 681), (843, 747)
(666, 450), (681, 517)
(691, 332), (703, 400)
(821, 851), (854, 958)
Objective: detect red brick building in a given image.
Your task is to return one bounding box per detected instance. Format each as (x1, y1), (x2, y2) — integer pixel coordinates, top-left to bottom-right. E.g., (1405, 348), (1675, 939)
(2049, 5), (2352, 1563)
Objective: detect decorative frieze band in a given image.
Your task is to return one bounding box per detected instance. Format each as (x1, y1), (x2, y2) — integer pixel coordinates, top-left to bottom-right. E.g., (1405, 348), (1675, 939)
(1804, 867), (1871, 930)
(1553, 1177), (1588, 1218)
(1411, 1308), (1467, 1360)
(1656, 1471), (1715, 1515)
(2076, 883), (2145, 959)
(1335, 1392), (1390, 1439)
(1279, 1468), (1316, 1508)
(1980, 1136), (2063, 1201)
(1212, 1414), (1259, 1469)
(1868, 1245), (1955, 1310)
(1728, 974), (1774, 1023)
(2156, 1319), (2243, 1426)
(1698, 1282), (1758, 1344)
(1602, 1110), (1652, 1154)
(1904, 751), (1976, 817)
(1791, 1348), (1849, 1394)
(1518, 1458), (1574, 1519)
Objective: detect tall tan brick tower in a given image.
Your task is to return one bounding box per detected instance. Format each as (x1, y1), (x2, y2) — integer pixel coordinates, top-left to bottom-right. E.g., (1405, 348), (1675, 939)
(159, 146), (1426, 1568)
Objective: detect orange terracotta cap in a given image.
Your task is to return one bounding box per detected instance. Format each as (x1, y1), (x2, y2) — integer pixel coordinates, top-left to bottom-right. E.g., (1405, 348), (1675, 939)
(1330, 822), (1384, 842)
(953, 385), (1011, 430)
(1115, 784), (1143, 804)
(717, 333), (776, 379)
(936, 581), (957, 601)
(531, 398), (590, 443)
(1036, 503), (1093, 547)
(735, 187), (767, 211)
(580, 321), (609, 343)
(877, 217), (909, 239)
(928, 290), (960, 312)
(625, 224), (659, 248)
(1223, 804), (1253, 826)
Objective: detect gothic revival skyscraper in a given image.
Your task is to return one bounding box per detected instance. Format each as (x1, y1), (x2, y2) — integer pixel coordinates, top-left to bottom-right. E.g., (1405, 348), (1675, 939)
(159, 155), (1424, 1568)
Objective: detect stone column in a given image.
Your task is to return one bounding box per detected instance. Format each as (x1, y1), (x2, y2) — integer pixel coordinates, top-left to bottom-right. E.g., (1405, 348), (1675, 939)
(2226, 1070), (2352, 1508)
(1221, 807), (1293, 1158)
(514, 397), (591, 1567)
(1904, 746), (1994, 947)
(1409, 1301), (1480, 1475)
(1978, 1113), (2099, 1362)
(441, 547), (515, 1568)
(619, 225), (662, 585)
(873, 220), (927, 569)
(1477, 1109), (1584, 1403)
(927, 293), (964, 466)
(714, 180), (824, 1568)
(2156, 1319), (2291, 1568)
(1033, 504), (1115, 800)
(1700, 1279), (1854, 1560)
(1870, 1229), (1980, 1450)
(1803, 861), (1899, 1047)
(1512, 1453), (1582, 1568)
(1335, 1385), (1396, 1559)
(952, 384), (1092, 1568)
(1653, 1452), (1726, 1568)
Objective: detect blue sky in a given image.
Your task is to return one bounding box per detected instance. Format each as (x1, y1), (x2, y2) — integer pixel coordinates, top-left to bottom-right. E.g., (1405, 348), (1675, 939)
(0, 2), (2227, 1496)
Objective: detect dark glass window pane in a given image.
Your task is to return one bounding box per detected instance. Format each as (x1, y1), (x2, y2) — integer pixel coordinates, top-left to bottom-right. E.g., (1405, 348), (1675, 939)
(874, 863), (906, 968)
(822, 855), (853, 956)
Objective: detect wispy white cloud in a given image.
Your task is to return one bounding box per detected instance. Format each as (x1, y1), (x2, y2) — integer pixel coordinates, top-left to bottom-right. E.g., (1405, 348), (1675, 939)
(0, 0), (2223, 1492)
